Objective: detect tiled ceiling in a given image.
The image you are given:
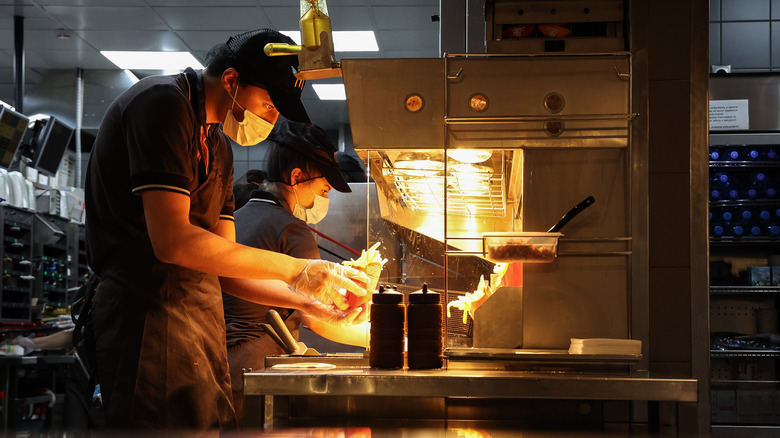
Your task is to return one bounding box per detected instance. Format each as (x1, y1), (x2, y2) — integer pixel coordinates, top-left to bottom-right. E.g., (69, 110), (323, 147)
(0, 0), (441, 132)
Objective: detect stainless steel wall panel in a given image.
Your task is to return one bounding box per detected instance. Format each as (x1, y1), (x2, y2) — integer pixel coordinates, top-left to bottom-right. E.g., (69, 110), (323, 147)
(342, 58), (446, 150)
(523, 255), (629, 349)
(710, 75), (780, 131)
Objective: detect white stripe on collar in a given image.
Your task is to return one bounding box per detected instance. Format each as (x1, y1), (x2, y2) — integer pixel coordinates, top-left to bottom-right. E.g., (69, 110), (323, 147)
(248, 198), (278, 205)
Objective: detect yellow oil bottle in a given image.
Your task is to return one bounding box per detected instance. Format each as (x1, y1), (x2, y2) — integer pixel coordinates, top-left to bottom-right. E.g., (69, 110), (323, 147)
(300, 0), (333, 52)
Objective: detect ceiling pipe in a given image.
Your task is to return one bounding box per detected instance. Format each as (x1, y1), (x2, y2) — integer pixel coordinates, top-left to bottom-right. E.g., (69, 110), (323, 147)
(338, 123), (346, 152)
(466, 0), (486, 54)
(439, 0), (466, 55)
(439, 0), (486, 55)
(14, 15), (25, 113)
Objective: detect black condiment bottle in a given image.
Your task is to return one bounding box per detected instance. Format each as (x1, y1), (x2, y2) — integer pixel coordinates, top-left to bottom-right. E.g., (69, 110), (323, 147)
(407, 283), (443, 369)
(369, 285), (406, 369)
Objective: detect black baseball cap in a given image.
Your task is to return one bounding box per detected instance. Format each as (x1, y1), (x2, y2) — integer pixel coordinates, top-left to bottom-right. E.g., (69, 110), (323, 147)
(267, 120), (351, 193)
(226, 29), (310, 124)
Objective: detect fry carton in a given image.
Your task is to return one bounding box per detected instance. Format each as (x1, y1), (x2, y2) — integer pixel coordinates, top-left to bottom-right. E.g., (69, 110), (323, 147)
(447, 263), (509, 323)
(343, 242), (387, 307)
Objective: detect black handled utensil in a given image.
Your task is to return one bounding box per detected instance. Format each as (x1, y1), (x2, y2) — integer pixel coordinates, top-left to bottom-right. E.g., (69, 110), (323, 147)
(261, 323), (292, 354)
(547, 196), (596, 233)
(266, 309), (320, 356)
(267, 309), (299, 354)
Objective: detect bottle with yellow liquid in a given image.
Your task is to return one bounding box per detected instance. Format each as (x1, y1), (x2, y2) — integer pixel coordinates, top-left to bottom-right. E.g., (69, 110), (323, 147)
(300, 0), (334, 53)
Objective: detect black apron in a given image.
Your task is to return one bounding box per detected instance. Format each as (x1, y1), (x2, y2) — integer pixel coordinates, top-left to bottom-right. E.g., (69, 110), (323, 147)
(91, 70), (236, 429)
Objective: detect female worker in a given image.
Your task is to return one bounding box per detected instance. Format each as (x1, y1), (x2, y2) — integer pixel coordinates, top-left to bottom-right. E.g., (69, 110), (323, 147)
(223, 120), (369, 426)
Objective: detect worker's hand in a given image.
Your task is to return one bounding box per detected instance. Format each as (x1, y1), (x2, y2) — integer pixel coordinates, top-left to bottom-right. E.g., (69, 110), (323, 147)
(305, 300), (365, 326)
(289, 260), (369, 310)
(349, 304), (370, 324)
(8, 335), (37, 354)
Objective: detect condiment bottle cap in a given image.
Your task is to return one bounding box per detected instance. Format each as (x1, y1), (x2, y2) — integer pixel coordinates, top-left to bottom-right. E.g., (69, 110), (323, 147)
(373, 285), (404, 304)
(409, 283), (440, 304)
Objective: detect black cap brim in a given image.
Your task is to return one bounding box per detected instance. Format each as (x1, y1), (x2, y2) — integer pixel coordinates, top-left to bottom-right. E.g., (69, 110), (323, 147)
(319, 161), (351, 193)
(269, 87), (310, 124)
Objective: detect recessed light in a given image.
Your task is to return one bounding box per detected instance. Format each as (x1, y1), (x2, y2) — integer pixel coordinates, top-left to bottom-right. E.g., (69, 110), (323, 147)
(123, 70), (139, 84)
(100, 51), (204, 70)
(281, 31), (378, 52)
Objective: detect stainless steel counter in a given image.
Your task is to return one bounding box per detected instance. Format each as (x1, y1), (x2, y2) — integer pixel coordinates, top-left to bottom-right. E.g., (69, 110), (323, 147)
(243, 366), (698, 429)
(245, 368), (697, 400)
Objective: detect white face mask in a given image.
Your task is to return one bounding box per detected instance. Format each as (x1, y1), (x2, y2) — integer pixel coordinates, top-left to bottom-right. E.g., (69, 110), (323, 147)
(222, 87), (274, 146)
(292, 180), (330, 224)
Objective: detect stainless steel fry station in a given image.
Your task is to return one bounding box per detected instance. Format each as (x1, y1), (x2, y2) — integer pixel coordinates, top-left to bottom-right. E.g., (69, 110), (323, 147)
(244, 0), (710, 434)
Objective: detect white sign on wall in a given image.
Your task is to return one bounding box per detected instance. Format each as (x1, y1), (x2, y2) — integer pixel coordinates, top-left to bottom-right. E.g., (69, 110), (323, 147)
(709, 99), (749, 130)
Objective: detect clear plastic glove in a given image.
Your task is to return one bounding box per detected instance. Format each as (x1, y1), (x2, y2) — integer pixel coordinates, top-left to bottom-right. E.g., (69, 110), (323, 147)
(290, 259), (369, 310)
(8, 335), (37, 354)
(306, 300), (365, 326)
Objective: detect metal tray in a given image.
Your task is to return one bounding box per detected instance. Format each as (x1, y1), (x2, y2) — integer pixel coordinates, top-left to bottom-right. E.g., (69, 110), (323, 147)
(444, 348), (642, 374)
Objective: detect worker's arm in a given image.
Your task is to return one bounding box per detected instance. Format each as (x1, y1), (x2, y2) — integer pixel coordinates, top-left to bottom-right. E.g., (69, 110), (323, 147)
(212, 217), (236, 242)
(33, 330), (74, 350)
(142, 190), (303, 282)
(302, 313), (370, 348)
(220, 277), (363, 325)
(142, 190), (368, 306)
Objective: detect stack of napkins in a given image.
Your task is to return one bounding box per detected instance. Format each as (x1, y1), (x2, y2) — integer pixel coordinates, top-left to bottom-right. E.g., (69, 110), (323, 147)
(569, 338), (642, 355)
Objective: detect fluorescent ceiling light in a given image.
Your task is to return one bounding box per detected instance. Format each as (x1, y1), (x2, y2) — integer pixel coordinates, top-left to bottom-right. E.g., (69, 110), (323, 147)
(281, 31), (378, 52)
(333, 31), (379, 52)
(124, 70), (139, 84)
(101, 51), (204, 70)
(312, 84), (346, 100)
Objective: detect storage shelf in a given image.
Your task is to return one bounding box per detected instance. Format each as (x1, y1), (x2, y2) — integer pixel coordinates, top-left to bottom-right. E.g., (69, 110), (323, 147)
(711, 286), (780, 295)
(712, 424), (780, 430)
(2, 302), (31, 309)
(711, 350), (780, 358)
(710, 237), (780, 247)
(712, 379), (780, 386)
(709, 161), (780, 168)
(709, 199), (780, 208)
(2, 286), (31, 294)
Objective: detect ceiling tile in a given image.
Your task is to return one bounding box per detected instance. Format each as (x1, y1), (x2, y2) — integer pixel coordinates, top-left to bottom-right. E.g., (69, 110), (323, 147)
(0, 6), (51, 29)
(42, 6), (169, 30)
(260, 6), (301, 30)
(0, 29), (13, 51)
(146, 0), (257, 5)
(377, 29), (439, 53)
(155, 7), (270, 31)
(370, 0), (438, 4)
(24, 49), (114, 69)
(36, 0), (145, 5)
(76, 30), (187, 51)
(324, 0), (371, 5)
(14, 30), (92, 51)
(372, 6), (440, 30)
(178, 31), (241, 53)
(330, 6), (374, 31)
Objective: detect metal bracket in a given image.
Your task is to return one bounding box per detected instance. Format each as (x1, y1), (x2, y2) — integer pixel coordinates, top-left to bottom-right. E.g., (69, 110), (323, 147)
(614, 66), (630, 80)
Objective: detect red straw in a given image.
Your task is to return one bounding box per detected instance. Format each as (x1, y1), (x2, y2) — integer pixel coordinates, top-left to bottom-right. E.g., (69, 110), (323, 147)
(308, 226), (362, 257)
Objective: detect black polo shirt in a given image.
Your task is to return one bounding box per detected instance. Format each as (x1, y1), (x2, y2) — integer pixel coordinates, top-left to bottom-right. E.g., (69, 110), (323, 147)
(85, 68), (234, 273)
(223, 190), (319, 348)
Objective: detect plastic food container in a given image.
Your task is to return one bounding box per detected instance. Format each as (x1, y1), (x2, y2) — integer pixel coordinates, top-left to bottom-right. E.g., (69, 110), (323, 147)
(482, 232), (563, 263)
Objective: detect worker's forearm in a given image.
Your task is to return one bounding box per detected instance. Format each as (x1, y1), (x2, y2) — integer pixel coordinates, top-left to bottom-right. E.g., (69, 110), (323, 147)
(33, 330), (74, 350)
(159, 224), (307, 284)
(220, 277), (315, 310)
(302, 314), (370, 348)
